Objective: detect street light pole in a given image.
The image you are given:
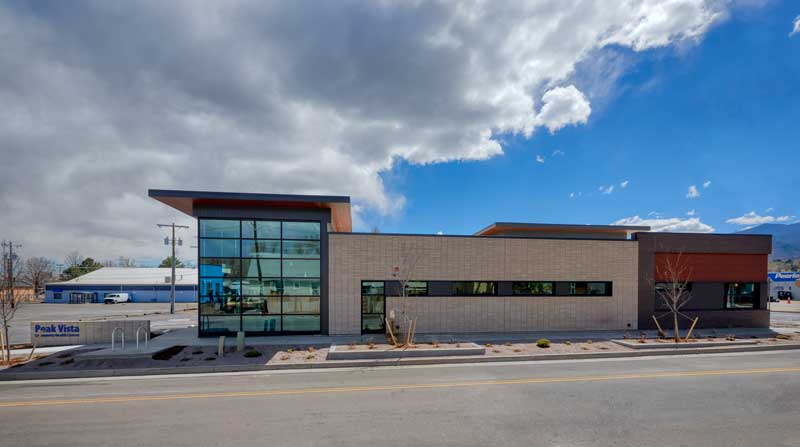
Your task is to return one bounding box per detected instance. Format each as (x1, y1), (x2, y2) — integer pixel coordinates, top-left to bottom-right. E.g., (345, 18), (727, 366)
(156, 223), (189, 314)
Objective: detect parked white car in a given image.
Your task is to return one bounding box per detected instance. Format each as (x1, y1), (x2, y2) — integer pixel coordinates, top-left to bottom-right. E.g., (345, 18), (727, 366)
(104, 293), (130, 304)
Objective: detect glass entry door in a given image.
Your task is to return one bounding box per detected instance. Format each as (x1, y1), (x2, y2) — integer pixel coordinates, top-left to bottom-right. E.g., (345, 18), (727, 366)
(361, 281), (385, 334)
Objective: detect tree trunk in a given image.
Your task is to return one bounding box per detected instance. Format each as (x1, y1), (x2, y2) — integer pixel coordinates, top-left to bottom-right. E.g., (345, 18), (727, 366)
(0, 324), (7, 365)
(673, 312), (680, 343)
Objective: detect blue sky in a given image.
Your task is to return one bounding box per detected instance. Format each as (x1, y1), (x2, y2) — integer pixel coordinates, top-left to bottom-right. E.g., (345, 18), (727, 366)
(368, 2), (800, 236)
(2, 1), (799, 263)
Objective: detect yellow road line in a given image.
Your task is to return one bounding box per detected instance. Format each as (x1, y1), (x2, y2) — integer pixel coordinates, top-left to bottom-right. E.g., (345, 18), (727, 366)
(1, 366), (799, 409)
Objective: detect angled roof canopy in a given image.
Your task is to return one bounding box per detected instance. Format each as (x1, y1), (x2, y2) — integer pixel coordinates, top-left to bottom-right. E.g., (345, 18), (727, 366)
(474, 222), (650, 239)
(148, 189), (352, 232)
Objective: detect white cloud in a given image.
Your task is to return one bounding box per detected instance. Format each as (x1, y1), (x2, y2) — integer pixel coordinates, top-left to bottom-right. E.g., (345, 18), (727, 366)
(765, 207), (774, 213)
(536, 155), (545, 163)
(599, 185), (615, 194)
(726, 211), (775, 226)
(620, 180), (629, 188)
(790, 15), (800, 37)
(686, 185), (700, 198)
(703, 180), (712, 188)
(686, 209), (696, 216)
(535, 85), (592, 133)
(0, 0), (737, 261)
(436, 231), (444, 235)
(569, 192), (575, 198)
(726, 212), (797, 226)
(552, 150), (565, 157)
(613, 215), (715, 233)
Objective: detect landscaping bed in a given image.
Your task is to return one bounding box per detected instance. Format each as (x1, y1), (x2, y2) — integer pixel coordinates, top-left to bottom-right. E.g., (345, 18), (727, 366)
(328, 342), (484, 360)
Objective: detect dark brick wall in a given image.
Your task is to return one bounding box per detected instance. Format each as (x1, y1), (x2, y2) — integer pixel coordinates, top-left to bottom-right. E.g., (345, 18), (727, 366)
(634, 232), (771, 329)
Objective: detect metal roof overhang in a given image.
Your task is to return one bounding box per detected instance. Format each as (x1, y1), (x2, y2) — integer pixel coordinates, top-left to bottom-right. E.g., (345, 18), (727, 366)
(474, 222), (651, 237)
(148, 189), (352, 232)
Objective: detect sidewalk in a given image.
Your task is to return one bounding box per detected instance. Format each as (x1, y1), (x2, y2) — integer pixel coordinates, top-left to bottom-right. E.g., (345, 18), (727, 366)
(769, 301), (800, 313)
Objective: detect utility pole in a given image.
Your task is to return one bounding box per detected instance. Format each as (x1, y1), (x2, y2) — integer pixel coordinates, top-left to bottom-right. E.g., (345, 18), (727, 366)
(156, 224), (189, 314)
(2, 241), (22, 309)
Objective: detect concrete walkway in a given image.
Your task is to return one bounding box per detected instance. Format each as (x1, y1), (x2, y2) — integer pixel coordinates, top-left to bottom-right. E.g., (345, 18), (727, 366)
(76, 326), (792, 359)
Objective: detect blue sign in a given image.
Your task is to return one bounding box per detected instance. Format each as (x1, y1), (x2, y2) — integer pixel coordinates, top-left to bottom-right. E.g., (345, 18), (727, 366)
(34, 323), (80, 338)
(769, 272), (800, 282)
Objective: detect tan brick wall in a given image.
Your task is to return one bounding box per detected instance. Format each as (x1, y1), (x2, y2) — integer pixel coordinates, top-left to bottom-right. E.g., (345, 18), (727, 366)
(328, 234), (639, 335)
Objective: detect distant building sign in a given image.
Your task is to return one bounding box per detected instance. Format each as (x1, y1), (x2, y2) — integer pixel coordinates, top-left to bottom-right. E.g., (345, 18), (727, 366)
(769, 272), (800, 282)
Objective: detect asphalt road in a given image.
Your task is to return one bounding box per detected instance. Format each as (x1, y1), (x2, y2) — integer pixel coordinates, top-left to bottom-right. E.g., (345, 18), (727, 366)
(0, 351), (798, 446)
(8, 303), (196, 345)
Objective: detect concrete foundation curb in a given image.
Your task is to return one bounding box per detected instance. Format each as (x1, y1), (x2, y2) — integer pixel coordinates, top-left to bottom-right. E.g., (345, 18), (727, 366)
(2, 343), (799, 381)
(327, 343), (485, 360)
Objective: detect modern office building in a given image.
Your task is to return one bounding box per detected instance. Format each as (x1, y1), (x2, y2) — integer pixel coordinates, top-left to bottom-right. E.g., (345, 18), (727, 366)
(45, 268), (198, 303)
(149, 189), (772, 336)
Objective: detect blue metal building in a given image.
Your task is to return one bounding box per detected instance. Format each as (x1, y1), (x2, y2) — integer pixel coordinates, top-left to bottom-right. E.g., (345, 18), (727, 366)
(45, 267), (198, 303)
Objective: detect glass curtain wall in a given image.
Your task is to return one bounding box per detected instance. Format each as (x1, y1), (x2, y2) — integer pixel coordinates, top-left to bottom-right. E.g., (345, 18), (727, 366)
(199, 219), (321, 335)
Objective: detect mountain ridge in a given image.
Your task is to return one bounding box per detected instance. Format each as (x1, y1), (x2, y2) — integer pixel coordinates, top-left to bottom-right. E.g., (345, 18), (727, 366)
(736, 222), (800, 260)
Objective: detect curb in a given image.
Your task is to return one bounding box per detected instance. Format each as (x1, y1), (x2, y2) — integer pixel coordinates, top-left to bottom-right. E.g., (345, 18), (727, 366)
(2, 343), (800, 381)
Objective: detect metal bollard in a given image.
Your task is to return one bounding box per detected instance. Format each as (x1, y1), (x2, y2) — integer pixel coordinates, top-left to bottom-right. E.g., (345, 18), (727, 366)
(218, 336), (225, 357)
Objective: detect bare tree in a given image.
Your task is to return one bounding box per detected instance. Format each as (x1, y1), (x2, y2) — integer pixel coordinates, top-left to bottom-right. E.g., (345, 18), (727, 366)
(653, 252), (696, 342)
(115, 256), (137, 268)
(0, 259), (25, 365)
(23, 257), (56, 297)
(389, 244), (421, 346)
(64, 251), (82, 268)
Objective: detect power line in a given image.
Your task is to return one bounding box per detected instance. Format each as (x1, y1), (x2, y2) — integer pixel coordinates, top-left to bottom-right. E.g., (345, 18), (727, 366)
(156, 223), (190, 314)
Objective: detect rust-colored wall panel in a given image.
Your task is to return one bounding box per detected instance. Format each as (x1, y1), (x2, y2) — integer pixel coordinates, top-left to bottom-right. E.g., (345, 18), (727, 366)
(654, 253), (767, 282)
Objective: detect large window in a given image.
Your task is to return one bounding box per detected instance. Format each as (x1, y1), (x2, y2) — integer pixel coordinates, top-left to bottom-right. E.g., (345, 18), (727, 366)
(725, 282), (758, 309)
(453, 281), (497, 296)
(405, 281), (428, 296)
(569, 282), (612, 296)
(512, 281), (554, 296)
(198, 219), (321, 335)
(361, 281), (385, 334)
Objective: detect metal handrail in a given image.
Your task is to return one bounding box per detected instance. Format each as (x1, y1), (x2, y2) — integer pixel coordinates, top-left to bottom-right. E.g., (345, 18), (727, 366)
(111, 327), (125, 351)
(136, 326), (149, 351)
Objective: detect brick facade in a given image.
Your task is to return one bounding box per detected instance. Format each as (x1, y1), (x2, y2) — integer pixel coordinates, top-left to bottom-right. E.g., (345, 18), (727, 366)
(328, 234), (639, 335)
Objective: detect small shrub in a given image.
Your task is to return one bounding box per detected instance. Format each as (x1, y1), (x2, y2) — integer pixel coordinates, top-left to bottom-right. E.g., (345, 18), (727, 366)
(725, 335), (736, 341)
(586, 339), (593, 344)
(305, 354), (316, 360)
(564, 340), (572, 346)
(280, 354), (291, 361)
(599, 346), (609, 350)
(492, 349), (500, 353)
(504, 342), (512, 347)
(287, 348), (294, 353)
(307, 346), (317, 353)
(536, 339), (550, 348)
(581, 346), (589, 350)
(367, 344), (376, 350)
(431, 340), (440, 348)
(455, 343), (461, 348)
(485, 343), (493, 348)
(513, 348), (522, 353)
(244, 349), (262, 358)
(637, 339), (646, 344)
(776, 334), (791, 340)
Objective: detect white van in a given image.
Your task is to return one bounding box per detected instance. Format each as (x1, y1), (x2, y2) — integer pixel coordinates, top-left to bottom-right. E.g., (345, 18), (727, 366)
(104, 293), (130, 304)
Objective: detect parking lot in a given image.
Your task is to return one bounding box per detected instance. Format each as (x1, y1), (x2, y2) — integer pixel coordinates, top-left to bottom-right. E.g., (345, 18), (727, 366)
(6, 303), (196, 346)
